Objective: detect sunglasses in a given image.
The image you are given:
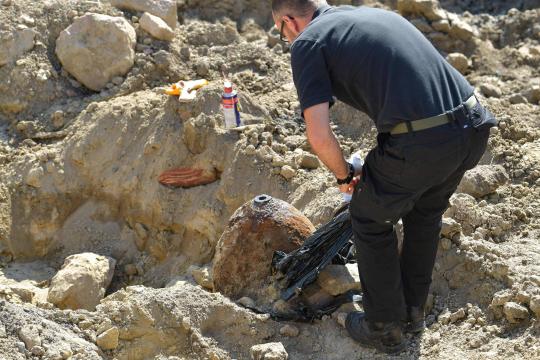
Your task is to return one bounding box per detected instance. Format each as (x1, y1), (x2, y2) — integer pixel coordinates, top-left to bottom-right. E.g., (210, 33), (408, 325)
(279, 18), (294, 43)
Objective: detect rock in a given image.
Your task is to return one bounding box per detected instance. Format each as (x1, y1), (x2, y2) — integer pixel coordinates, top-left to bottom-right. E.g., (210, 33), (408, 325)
(0, 27), (36, 66)
(280, 165), (296, 180)
(410, 18), (432, 33)
(18, 324), (41, 350)
(503, 302), (529, 323)
(51, 110), (65, 129)
(515, 291), (531, 304)
(449, 308), (466, 323)
(519, 45), (540, 59)
(112, 76), (124, 86)
(529, 295), (540, 318)
(47, 252), (116, 311)
(296, 152), (320, 170)
(0, 323), (5, 337)
(213, 195), (314, 301)
(441, 217), (461, 237)
(56, 13), (136, 91)
(447, 53), (469, 74)
(96, 327), (119, 350)
(195, 59), (210, 76)
(181, 317), (191, 331)
(458, 165), (509, 198)
(397, 0), (446, 21)
(124, 263), (137, 276)
(19, 15), (34, 26)
(479, 84), (502, 98)
(26, 167), (44, 188)
(316, 264), (361, 296)
(523, 85), (540, 104)
(491, 289), (513, 306)
(468, 335), (484, 349)
(238, 296), (256, 308)
(189, 265), (214, 290)
(9, 284), (35, 303)
(15, 341), (25, 353)
(16, 120), (35, 136)
(448, 17), (476, 41)
(432, 19), (451, 32)
(509, 93), (528, 104)
(111, 0), (177, 29)
(279, 324), (299, 337)
(31, 346), (45, 356)
(250, 342), (288, 360)
(97, 320), (113, 336)
(440, 237), (452, 251)
(267, 27), (280, 48)
(139, 12), (174, 41)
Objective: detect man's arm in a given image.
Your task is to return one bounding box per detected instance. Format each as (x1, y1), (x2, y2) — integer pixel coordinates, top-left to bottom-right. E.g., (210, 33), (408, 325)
(303, 102), (350, 181)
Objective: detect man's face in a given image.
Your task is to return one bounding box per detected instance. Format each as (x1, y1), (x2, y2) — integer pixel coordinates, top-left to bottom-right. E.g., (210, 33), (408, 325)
(272, 12), (295, 43)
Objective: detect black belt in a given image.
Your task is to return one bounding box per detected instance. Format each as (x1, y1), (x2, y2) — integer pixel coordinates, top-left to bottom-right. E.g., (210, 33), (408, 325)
(390, 95), (478, 135)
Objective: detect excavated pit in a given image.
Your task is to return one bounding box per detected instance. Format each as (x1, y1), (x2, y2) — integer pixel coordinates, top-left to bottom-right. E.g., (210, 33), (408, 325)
(1, 0), (540, 359)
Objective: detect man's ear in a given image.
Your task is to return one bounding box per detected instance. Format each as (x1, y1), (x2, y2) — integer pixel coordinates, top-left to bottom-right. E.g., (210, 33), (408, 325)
(282, 15), (299, 34)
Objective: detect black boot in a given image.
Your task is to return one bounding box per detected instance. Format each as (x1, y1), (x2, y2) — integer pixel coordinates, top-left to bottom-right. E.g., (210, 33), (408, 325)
(345, 312), (406, 354)
(403, 306), (426, 334)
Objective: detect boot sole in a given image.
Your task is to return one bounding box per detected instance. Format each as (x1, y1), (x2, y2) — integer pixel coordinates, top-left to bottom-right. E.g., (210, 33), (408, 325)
(345, 312), (407, 355)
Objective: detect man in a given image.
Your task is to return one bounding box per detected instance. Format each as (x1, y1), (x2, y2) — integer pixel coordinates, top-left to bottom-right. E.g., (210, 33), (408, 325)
(271, 0), (497, 354)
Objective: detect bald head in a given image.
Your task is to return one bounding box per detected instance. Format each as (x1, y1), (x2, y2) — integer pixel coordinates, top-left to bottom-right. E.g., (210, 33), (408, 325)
(271, 0), (327, 18)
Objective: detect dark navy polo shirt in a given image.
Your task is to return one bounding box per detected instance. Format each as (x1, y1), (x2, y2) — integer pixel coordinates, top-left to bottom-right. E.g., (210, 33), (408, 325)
(290, 5), (474, 133)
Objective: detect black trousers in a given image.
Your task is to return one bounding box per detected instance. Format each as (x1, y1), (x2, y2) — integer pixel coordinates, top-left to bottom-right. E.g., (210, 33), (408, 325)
(349, 106), (492, 323)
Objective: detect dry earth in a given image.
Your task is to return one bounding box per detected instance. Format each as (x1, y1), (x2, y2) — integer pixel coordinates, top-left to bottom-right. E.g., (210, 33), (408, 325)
(0, 0), (539, 359)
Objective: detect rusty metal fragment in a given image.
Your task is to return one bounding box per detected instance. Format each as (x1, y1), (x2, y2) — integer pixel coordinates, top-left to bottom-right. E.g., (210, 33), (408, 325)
(158, 167), (217, 188)
(212, 195), (315, 301)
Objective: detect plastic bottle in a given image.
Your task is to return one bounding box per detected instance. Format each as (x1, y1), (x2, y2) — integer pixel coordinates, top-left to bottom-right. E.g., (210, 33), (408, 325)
(343, 152), (364, 203)
(222, 81), (241, 129)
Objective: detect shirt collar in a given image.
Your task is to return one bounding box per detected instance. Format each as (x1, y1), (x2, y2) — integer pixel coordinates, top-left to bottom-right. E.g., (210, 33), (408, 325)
(312, 5), (332, 20)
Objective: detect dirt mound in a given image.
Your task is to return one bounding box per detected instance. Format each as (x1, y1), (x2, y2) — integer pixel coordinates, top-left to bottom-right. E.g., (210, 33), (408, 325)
(1, 0), (540, 359)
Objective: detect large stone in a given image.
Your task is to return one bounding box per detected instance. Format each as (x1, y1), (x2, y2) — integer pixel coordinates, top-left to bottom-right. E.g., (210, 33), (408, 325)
(397, 0), (446, 21)
(251, 342), (288, 360)
(448, 16), (476, 41)
(0, 27), (36, 66)
(316, 264), (361, 296)
(503, 302), (529, 323)
(296, 152), (320, 170)
(139, 12), (174, 41)
(111, 0), (177, 29)
(213, 195), (314, 301)
(530, 295), (540, 318)
(479, 83), (502, 98)
(280, 165), (296, 180)
(18, 325), (41, 350)
(457, 165), (509, 198)
(441, 217), (461, 237)
(446, 53), (469, 74)
(96, 327), (119, 350)
(523, 85), (540, 105)
(188, 265), (214, 290)
(47, 253), (116, 311)
(56, 13), (136, 91)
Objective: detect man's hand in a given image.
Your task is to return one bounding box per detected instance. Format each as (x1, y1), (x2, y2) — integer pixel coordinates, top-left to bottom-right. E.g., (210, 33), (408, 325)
(338, 175), (361, 195)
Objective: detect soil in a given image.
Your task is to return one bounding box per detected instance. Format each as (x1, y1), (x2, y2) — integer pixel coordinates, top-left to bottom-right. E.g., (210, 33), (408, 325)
(0, 0), (539, 359)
